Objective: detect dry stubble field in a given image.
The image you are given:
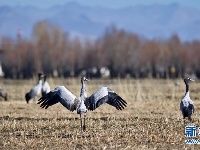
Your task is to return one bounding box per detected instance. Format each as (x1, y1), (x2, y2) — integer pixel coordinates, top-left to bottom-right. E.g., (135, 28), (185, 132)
(1, 78), (200, 149)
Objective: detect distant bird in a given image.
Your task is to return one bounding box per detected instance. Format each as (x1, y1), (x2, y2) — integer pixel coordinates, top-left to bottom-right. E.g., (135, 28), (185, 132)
(0, 89), (7, 101)
(38, 77), (127, 131)
(25, 73), (44, 103)
(42, 75), (50, 96)
(180, 77), (195, 123)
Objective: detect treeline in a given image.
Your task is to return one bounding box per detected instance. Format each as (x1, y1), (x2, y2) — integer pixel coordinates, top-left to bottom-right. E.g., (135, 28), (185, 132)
(1, 21), (200, 79)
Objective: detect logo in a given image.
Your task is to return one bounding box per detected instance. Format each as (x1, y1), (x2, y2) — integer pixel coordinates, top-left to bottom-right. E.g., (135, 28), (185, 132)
(185, 126), (200, 144)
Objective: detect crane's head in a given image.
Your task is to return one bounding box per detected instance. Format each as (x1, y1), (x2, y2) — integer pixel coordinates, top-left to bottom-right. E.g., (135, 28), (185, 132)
(81, 77), (89, 82)
(38, 73), (44, 80)
(184, 77), (195, 84)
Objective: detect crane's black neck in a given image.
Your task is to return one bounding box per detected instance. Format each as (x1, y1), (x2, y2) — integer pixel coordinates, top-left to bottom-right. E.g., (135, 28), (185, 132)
(185, 83), (189, 95)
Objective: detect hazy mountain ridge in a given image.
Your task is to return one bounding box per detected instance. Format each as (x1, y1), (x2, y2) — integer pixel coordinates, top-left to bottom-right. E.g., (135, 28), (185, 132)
(0, 2), (200, 41)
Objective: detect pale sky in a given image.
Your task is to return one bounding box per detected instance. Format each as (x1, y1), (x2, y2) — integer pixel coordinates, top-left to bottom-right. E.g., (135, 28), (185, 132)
(0, 0), (200, 9)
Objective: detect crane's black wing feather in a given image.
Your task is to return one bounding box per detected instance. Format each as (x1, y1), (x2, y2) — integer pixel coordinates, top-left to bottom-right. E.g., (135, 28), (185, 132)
(38, 86), (79, 111)
(85, 87), (127, 111)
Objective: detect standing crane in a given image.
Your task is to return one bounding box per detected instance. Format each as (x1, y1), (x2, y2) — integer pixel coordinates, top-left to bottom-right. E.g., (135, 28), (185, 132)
(42, 75), (50, 96)
(25, 73), (44, 103)
(38, 77), (127, 131)
(180, 77), (195, 123)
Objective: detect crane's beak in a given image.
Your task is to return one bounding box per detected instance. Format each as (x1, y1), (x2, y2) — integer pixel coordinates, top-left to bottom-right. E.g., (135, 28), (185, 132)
(190, 79), (195, 81)
(85, 78), (90, 81)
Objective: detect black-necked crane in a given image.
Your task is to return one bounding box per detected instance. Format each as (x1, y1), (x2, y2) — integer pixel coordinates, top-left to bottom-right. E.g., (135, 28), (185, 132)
(38, 77), (127, 131)
(0, 89), (7, 101)
(180, 77), (195, 123)
(25, 73), (44, 103)
(42, 75), (50, 96)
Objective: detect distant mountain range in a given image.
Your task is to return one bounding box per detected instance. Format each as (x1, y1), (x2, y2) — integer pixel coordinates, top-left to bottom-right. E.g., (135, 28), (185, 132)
(0, 2), (200, 41)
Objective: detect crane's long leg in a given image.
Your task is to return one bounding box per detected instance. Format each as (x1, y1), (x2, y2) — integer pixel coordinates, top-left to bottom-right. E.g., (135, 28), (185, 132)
(188, 116), (192, 122)
(80, 113), (83, 131)
(83, 113), (86, 131)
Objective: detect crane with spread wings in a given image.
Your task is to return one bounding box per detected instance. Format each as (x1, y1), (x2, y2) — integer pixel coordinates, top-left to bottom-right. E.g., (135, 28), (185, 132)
(38, 77), (127, 131)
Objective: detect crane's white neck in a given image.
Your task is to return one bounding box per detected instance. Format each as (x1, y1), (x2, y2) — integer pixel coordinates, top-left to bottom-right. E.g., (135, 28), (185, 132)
(80, 80), (87, 99)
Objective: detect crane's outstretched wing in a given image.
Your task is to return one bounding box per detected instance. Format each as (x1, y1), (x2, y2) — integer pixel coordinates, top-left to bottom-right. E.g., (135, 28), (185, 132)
(85, 87), (127, 111)
(38, 86), (80, 111)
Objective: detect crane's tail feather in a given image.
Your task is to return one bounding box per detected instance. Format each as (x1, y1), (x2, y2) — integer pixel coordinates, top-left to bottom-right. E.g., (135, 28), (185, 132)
(25, 92), (31, 103)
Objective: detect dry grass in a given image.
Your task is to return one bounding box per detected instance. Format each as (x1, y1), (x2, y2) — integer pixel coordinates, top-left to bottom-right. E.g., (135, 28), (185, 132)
(1, 78), (200, 149)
